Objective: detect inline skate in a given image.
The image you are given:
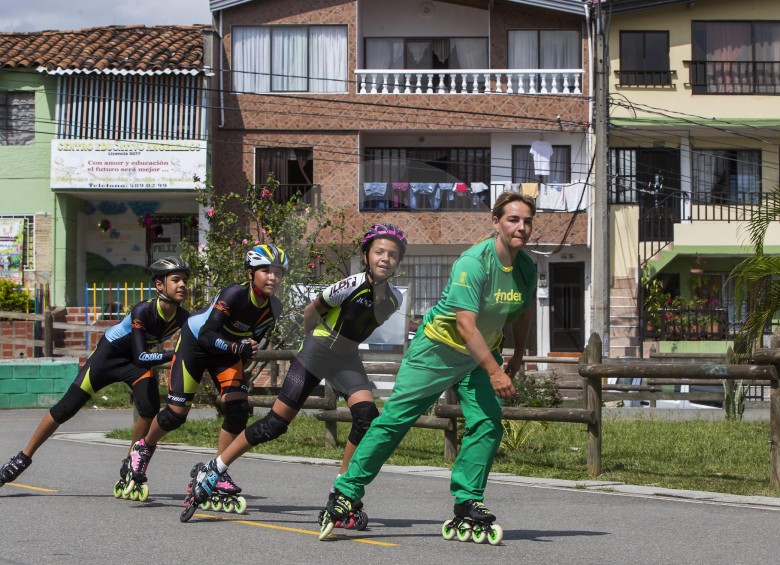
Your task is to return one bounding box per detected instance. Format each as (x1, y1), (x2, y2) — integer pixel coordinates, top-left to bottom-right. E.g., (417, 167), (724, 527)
(441, 499), (503, 545)
(317, 491), (368, 534)
(112, 456), (149, 501)
(181, 461), (247, 522)
(0, 451), (32, 487)
(318, 491), (366, 540)
(122, 439), (155, 498)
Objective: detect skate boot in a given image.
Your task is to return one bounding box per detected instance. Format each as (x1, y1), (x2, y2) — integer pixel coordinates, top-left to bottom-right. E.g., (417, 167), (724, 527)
(122, 439), (155, 498)
(0, 451), (32, 487)
(318, 490), (368, 532)
(318, 490), (356, 540)
(181, 460), (220, 523)
(208, 470), (248, 514)
(442, 499), (503, 545)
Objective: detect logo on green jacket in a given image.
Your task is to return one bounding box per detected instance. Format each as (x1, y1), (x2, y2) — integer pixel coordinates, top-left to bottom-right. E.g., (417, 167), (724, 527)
(494, 288), (523, 304)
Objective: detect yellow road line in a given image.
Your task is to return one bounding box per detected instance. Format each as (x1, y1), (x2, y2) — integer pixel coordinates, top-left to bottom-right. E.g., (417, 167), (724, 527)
(194, 513), (400, 547)
(2, 483), (58, 493)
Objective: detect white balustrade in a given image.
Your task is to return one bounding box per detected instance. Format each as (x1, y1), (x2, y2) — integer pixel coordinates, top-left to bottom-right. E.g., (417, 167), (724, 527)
(355, 69), (582, 95)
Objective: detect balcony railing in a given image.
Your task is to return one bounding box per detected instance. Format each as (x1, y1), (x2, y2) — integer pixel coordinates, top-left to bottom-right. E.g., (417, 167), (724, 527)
(355, 69), (583, 95)
(645, 308), (730, 341)
(686, 60), (780, 95)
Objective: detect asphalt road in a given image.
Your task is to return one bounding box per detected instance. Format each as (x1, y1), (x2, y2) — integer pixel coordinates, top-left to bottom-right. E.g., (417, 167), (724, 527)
(1, 408), (779, 565)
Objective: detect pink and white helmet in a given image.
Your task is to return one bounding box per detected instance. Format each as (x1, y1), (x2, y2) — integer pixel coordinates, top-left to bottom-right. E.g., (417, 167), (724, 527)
(361, 223), (407, 258)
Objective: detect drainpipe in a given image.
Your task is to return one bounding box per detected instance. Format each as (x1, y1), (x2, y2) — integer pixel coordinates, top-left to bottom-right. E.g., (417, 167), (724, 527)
(219, 10), (225, 128)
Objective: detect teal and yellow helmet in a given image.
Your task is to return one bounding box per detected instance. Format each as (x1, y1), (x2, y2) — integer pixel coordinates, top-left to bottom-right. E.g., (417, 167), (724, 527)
(244, 244), (289, 273)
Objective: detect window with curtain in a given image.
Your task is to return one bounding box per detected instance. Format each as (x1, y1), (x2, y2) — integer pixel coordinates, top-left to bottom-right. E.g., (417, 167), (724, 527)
(233, 25), (347, 93)
(0, 91), (34, 146)
(691, 21), (780, 94)
(692, 149), (761, 204)
(364, 37), (488, 69)
(512, 145), (571, 183)
(508, 29), (581, 92)
(256, 147), (315, 204)
(609, 148), (639, 204)
(619, 31), (671, 86)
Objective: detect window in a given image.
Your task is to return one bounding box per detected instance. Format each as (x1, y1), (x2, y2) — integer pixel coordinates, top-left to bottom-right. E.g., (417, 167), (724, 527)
(365, 37), (488, 70)
(610, 149), (638, 203)
(361, 147), (491, 211)
(692, 149), (761, 204)
(619, 31), (671, 86)
(512, 145), (571, 183)
(255, 147), (317, 205)
(393, 255), (458, 317)
(233, 26), (347, 93)
(508, 30), (581, 92)
(691, 21), (780, 94)
(0, 91), (34, 146)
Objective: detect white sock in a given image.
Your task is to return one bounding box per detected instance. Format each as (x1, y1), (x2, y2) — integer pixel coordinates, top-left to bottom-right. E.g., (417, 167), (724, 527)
(330, 473), (341, 493)
(215, 456), (228, 474)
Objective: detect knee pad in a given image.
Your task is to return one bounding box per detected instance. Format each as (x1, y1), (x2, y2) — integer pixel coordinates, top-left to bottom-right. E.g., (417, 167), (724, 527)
(156, 407), (188, 432)
(221, 399), (251, 435)
(244, 410), (289, 446)
(348, 401), (379, 446)
(49, 385), (91, 424)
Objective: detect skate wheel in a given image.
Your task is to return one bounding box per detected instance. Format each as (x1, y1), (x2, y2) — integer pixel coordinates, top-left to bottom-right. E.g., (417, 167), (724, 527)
(129, 489), (140, 501)
(472, 527), (487, 544)
(113, 481), (123, 498)
(442, 520), (457, 541)
(199, 500), (210, 510)
(138, 484), (149, 502)
(234, 496), (247, 514)
(355, 510), (368, 531)
(210, 499), (223, 512)
(222, 500), (235, 513)
(122, 479), (136, 498)
(319, 520), (335, 541)
(180, 503), (197, 523)
(456, 524), (472, 542)
(487, 524), (503, 546)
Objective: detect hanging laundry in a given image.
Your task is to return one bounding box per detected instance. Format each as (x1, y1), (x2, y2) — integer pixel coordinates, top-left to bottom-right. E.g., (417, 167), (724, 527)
(536, 183), (566, 211)
(530, 139), (553, 176)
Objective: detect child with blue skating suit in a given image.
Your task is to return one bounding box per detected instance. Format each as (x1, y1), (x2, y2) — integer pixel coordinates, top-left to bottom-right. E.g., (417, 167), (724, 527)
(123, 245), (287, 504)
(0, 257), (191, 497)
(184, 224), (406, 522)
(318, 192), (537, 543)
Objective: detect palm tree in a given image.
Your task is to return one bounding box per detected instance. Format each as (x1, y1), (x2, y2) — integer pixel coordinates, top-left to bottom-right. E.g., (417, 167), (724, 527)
(727, 186), (780, 419)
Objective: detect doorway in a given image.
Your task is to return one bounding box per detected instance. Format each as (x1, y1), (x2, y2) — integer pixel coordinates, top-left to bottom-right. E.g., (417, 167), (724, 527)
(549, 262), (585, 352)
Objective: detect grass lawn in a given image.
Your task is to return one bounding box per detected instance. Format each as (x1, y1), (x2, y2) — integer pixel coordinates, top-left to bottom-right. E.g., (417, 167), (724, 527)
(107, 407), (780, 498)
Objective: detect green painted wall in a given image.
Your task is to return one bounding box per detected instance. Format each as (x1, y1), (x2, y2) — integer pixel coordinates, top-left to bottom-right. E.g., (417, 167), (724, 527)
(0, 359), (78, 408)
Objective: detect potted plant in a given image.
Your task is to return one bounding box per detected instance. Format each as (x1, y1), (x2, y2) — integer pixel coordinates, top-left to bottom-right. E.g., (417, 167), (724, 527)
(642, 272), (669, 335)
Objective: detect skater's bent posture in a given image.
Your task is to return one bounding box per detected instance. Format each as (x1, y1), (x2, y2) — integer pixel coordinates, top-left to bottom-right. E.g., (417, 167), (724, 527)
(123, 245), (287, 495)
(0, 257), (190, 488)
(319, 192), (536, 540)
(189, 224), (406, 508)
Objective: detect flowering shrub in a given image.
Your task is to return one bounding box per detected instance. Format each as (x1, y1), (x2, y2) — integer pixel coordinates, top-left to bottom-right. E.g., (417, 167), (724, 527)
(179, 176), (356, 348)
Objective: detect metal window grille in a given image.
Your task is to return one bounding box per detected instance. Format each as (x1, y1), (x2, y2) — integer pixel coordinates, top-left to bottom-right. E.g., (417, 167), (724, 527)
(393, 254), (459, 317)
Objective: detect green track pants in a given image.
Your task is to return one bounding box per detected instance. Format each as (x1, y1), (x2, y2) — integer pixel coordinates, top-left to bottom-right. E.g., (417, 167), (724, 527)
(333, 332), (503, 505)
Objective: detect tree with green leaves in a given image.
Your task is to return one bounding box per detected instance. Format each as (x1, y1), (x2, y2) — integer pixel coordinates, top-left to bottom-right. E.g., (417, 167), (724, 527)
(727, 185), (780, 419)
(178, 176), (356, 350)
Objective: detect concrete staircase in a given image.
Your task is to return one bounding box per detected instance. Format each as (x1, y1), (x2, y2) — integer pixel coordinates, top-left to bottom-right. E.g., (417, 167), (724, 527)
(608, 276), (640, 358)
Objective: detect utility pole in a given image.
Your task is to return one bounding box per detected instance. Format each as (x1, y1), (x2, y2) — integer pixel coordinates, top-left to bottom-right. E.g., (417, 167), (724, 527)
(591, 0), (610, 358)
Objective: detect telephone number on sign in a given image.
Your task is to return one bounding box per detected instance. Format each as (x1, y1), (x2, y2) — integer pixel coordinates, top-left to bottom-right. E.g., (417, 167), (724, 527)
(128, 183), (170, 188)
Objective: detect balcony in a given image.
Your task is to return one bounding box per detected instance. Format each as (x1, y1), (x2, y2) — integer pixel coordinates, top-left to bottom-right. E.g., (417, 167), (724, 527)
(355, 68), (583, 95)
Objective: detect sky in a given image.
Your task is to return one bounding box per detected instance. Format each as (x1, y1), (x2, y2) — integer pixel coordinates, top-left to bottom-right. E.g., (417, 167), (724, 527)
(0, 0), (213, 33)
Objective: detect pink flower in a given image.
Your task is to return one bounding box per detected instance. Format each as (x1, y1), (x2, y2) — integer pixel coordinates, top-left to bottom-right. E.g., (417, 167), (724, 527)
(261, 229), (267, 235)
(198, 243), (207, 252)
(307, 262), (315, 270)
(254, 240), (260, 245)
(207, 207), (215, 217)
(242, 239), (248, 245)
(261, 189), (272, 199)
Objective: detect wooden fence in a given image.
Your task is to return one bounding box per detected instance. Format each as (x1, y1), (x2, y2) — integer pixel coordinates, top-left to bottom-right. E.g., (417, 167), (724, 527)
(0, 309), (98, 357)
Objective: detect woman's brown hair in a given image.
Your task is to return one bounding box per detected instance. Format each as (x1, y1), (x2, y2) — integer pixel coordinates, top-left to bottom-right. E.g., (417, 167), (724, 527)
(492, 191), (537, 220)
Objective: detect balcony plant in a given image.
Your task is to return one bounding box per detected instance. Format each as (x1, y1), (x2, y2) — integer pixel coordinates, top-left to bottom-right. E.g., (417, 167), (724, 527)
(642, 272), (670, 334)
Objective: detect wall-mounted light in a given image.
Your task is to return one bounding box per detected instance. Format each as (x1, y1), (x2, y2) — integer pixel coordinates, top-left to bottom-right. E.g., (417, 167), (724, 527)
(538, 274), (548, 288)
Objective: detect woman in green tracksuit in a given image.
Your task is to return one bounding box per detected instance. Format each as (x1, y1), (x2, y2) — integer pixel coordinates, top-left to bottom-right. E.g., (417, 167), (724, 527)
(319, 190), (537, 542)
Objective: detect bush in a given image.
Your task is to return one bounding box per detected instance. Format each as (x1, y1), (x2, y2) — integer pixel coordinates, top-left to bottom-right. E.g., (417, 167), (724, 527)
(0, 279), (33, 312)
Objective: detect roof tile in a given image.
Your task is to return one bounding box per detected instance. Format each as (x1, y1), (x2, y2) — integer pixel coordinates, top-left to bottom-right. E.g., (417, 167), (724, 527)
(0, 25), (209, 74)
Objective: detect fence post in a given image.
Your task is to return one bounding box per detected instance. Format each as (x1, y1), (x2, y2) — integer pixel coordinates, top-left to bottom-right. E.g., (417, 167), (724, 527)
(43, 308), (53, 357)
(443, 387), (458, 461)
(323, 383), (338, 448)
(582, 332), (602, 476)
(769, 336), (780, 489)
